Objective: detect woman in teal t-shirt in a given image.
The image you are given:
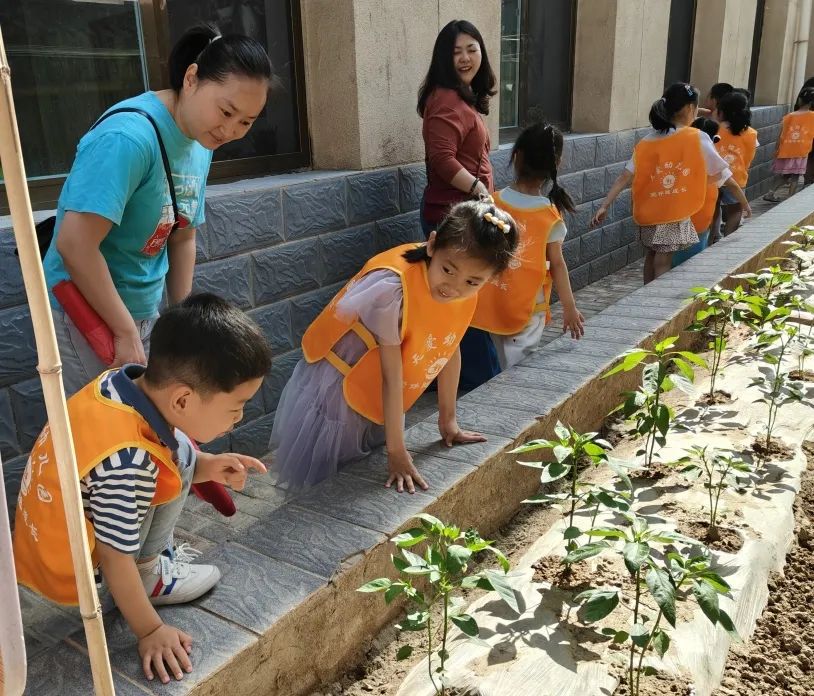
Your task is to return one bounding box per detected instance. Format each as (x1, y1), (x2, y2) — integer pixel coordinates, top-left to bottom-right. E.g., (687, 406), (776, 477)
(44, 24), (272, 394)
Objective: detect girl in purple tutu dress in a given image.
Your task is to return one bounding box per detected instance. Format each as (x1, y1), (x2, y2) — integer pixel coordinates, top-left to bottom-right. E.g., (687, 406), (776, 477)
(270, 199), (518, 493)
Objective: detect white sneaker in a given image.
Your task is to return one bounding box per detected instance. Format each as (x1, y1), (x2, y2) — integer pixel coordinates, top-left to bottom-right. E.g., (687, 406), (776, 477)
(138, 543), (221, 606)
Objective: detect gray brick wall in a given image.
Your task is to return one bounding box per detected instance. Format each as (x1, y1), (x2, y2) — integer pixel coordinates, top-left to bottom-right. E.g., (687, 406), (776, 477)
(0, 105), (789, 509)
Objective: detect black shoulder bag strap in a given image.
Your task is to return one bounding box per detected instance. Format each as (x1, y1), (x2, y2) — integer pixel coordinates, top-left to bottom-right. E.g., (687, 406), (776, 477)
(25, 107), (178, 259)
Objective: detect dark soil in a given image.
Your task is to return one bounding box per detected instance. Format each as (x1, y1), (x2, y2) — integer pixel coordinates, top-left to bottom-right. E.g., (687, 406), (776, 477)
(532, 555), (623, 591)
(697, 390), (733, 406)
(630, 462), (674, 482)
(675, 519), (744, 553)
(752, 438), (795, 462)
(789, 369), (814, 382)
(713, 441), (814, 696)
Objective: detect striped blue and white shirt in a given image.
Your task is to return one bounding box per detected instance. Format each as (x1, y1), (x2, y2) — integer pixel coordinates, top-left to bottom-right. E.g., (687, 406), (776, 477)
(80, 367), (178, 556)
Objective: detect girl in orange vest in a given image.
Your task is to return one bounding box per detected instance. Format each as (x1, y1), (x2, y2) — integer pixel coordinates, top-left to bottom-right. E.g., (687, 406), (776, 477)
(714, 91), (758, 235)
(672, 117), (721, 267)
(592, 82), (750, 283)
(470, 122), (584, 369)
(269, 200), (519, 494)
(764, 87), (814, 202)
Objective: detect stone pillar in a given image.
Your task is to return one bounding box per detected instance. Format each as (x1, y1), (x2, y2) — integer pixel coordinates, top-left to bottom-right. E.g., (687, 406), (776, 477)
(690, 0), (758, 96)
(301, 0), (500, 170)
(754, 0), (801, 104)
(571, 0), (671, 133)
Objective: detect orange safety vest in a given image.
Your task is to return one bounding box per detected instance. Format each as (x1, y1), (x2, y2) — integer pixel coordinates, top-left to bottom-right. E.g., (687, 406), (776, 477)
(13, 375), (181, 605)
(471, 191), (562, 334)
(715, 125), (757, 187)
(690, 181), (718, 234)
(631, 127), (707, 226)
(301, 244), (476, 425)
(777, 111), (814, 158)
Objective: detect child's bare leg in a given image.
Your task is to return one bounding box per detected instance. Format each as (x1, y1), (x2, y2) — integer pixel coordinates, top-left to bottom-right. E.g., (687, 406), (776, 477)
(652, 251), (673, 280)
(643, 248), (656, 284)
(789, 174), (800, 197)
(722, 204), (743, 236)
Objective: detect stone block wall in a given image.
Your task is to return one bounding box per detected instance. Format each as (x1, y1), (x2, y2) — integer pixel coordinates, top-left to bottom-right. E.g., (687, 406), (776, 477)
(0, 105), (788, 509)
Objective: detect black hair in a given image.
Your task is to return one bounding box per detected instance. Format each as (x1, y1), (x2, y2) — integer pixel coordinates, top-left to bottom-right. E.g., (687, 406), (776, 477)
(797, 87), (814, 109)
(403, 199), (519, 274)
(511, 122), (575, 214)
(417, 20), (497, 116)
(708, 82), (734, 103)
(717, 91), (751, 135)
(691, 116), (720, 143)
(145, 293), (272, 394)
(733, 86), (752, 103)
(169, 23), (273, 93)
(649, 82), (700, 134)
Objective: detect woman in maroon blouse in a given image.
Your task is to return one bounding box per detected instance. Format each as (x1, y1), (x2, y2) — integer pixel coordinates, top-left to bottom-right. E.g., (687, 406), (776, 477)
(418, 19), (499, 390)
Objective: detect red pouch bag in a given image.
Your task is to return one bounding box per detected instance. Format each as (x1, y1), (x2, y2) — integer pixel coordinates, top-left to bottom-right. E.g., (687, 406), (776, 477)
(52, 280), (115, 366)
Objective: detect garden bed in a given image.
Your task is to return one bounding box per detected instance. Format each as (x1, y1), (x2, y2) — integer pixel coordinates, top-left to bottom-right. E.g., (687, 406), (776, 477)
(335, 231), (814, 696)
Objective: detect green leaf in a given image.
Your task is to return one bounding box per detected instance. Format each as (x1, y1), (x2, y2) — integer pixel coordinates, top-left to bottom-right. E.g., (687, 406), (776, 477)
(583, 442), (608, 458)
(401, 548), (427, 568)
(630, 622), (650, 647)
(717, 609), (741, 641)
(554, 421), (570, 441)
(585, 527), (627, 540)
(413, 513), (444, 529)
(698, 571), (731, 594)
(578, 589), (620, 622)
(396, 645), (413, 660)
(672, 357), (696, 382)
(540, 460), (571, 483)
(564, 525), (582, 540)
(392, 554), (409, 572)
(483, 569), (520, 614)
(623, 541), (650, 574)
(385, 583), (405, 604)
(357, 578), (392, 592)
(486, 545), (511, 573)
(646, 567), (677, 627)
(392, 528), (427, 548)
(565, 542), (609, 564)
(692, 580), (720, 624)
(676, 351), (708, 367)
(652, 629), (670, 658)
(446, 544), (472, 574)
(655, 403), (671, 436)
(553, 444), (573, 463)
(451, 613), (479, 637)
(510, 439), (555, 454)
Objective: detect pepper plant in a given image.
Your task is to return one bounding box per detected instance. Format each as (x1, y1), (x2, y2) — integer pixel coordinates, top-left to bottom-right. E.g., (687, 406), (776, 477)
(748, 317), (804, 453)
(575, 513), (739, 696)
(674, 446), (755, 541)
(733, 264), (797, 304)
(511, 422), (629, 569)
(604, 337), (706, 468)
(688, 285), (756, 400)
(358, 514), (516, 695)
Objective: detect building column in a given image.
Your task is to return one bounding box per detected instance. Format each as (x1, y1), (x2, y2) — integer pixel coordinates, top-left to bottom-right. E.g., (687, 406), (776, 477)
(300, 0), (499, 171)
(571, 0), (671, 133)
(754, 0), (810, 105)
(690, 0), (758, 97)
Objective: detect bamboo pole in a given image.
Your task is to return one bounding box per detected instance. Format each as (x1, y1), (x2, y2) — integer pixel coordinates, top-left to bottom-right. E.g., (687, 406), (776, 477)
(0, 28), (115, 696)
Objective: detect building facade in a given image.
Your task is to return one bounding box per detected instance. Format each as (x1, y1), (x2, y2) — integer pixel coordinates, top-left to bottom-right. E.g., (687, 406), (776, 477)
(1, 0), (812, 505)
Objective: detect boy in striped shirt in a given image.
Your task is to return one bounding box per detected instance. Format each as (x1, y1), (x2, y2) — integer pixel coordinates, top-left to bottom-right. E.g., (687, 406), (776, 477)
(14, 294), (272, 685)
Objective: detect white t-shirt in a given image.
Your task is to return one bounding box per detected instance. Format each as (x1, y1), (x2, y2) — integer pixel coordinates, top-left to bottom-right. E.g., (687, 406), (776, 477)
(625, 128), (732, 187)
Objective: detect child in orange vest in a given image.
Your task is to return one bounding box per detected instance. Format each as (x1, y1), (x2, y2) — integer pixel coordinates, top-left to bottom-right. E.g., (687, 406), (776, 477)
(270, 200), (519, 494)
(714, 91), (758, 234)
(13, 294), (271, 685)
(764, 87), (814, 202)
(592, 82), (750, 283)
(672, 117), (721, 267)
(470, 122), (584, 369)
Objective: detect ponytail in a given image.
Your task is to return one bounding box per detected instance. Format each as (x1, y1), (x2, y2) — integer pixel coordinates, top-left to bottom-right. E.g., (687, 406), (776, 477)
(169, 23), (273, 92)
(510, 121), (575, 215)
(649, 82), (700, 134)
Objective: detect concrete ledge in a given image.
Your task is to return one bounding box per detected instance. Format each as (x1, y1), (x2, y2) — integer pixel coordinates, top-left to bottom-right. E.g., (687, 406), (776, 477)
(20, 188), (810, 695)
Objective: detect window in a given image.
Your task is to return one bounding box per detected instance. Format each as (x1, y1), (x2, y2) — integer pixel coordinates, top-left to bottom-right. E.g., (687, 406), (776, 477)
(748, 0), (767, 99)
(0, 0), (309, 211)
(499, 0), (575, 141)
(664, 0), (696, 89)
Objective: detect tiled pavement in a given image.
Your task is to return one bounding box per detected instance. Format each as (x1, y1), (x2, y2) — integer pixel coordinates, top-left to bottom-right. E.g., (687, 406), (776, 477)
(14, 191), (788, 694)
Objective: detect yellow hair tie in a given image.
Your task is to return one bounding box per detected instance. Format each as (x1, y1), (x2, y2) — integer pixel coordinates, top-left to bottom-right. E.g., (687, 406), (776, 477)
(483, 211), (510, 234)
